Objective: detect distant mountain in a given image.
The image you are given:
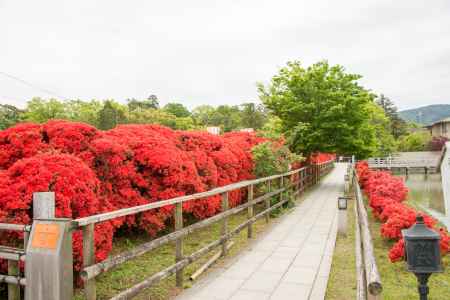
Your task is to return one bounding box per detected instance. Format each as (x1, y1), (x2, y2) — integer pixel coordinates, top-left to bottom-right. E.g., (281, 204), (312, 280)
(399, 104), (450, 125)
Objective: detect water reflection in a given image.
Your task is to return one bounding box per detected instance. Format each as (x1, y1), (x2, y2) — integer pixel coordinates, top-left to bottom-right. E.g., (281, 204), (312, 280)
(395, 173), (446, 214)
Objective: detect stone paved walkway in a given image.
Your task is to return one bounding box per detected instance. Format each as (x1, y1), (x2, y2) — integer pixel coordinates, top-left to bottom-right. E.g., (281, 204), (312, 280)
(177, 163), (347, 300)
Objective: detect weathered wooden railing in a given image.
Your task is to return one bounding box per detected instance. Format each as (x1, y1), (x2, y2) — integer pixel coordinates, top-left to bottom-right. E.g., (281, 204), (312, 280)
(74, 160), (334, 300)
(350, 166), (383, 300)
(0, 223), (27, 300)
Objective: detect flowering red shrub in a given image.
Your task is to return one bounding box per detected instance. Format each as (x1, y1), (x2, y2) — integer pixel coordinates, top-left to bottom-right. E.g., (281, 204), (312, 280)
(0, 153), (113, 270)
(381, 211), (436, 240)
(0, 121), (274, 272)
(389, 228), (450, 262)
(310, 152), (336, 164)
(356, 161), (450, 263)
(428, 136), (448, 151)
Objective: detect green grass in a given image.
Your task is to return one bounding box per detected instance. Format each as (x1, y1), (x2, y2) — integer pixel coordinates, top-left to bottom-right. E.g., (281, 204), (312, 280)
(73, 188), (308, 300)
(326, 198), (357, 300)
(326, 193), (450, 300)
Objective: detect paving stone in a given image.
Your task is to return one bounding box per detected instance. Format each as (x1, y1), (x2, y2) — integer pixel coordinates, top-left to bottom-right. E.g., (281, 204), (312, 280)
(230, 289), (271, 300)
(309, 275), (329, 300)
(258, 257), (293, 273)
(239, 250), (272, 264)
(270, 246), (300, 260)
(195, 277), (244, 300)
(241, 272), (284, 293)
(270, 282), (311, 300)
(253, 240), (279, 251)
(223, 262), (260, 279)
(293, 253), (322, 269)
(282, 266), (317, 285)
(280, 238), (304, 248)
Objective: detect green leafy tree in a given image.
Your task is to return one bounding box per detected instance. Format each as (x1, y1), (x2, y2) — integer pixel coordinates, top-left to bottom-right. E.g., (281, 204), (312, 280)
(211, 105), (241, 132)
(127, 95), (159, 111)
(23, 98), (68, 123)
(163, 102), (191, 118)
(65, 100), (103, 127)
(376, 94), (407, 139)
(98, 100), (127, 130)
(397, 131), (431, 152)
(368, 102), (397, 156)
(192, 104), (242, 131)
(192, 105), (216, 126)
(240, 102), (267, 130)
(260, 116), (284, 139)
(259, 60), (377, 158)
(252, 141), (302, 177)
(126, 108), (195, 130)
(0, 104), (23, 129)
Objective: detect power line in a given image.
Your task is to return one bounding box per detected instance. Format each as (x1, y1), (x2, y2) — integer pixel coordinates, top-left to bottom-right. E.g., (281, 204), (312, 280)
(0, 71), (69, 100)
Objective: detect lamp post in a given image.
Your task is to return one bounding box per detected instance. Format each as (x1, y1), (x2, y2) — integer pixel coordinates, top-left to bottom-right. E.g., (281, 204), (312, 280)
(344, 173), (350, 195)
(337, 196), (350, 236)
(402, 215), (443, 300)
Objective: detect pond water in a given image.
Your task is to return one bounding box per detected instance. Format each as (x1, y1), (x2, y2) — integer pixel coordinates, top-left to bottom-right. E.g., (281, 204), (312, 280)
(395, 173), (446, 214)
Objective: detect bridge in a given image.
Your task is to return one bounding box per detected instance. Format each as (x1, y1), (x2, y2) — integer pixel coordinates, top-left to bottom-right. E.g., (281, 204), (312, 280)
(368, 151), (441, 172)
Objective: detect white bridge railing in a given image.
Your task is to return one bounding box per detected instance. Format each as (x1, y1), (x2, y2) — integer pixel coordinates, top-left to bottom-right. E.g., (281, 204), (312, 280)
(368, 157), (438, 169)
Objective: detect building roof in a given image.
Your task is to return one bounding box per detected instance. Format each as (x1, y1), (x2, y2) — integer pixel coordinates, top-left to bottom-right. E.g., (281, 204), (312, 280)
(431, 117), (450, 126)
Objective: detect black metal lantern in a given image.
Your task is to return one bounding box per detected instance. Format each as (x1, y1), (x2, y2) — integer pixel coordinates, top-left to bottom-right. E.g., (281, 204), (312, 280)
(402, 215), (443, 300)
(337, 196), (348, 210)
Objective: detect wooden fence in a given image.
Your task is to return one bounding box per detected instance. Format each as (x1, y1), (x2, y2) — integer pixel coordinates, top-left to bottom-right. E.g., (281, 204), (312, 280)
(351, 166), (383, 300)
(0, 160), (334, 300)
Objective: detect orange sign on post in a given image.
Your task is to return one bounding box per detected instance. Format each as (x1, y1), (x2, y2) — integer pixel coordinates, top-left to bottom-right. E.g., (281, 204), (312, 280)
(31, 223), (60, 250)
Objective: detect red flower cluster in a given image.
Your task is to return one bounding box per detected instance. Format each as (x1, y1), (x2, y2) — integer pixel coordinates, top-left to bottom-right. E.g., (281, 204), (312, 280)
(0, 121), (269, 270)
(310, 153), (336, 164)
(356, 161), (450, 263)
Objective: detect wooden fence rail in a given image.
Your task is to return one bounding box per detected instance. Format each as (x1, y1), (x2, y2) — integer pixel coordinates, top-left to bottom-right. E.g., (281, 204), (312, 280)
(352, 167), (382, 299)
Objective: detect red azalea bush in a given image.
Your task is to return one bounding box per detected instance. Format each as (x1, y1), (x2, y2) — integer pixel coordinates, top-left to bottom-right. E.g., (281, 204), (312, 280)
(356, 161), (450, 262)
(0, 153), (113, 270)
(428, 136), (448, 151)
(1, 120), (306, 273)
(310, 152), (336, 164)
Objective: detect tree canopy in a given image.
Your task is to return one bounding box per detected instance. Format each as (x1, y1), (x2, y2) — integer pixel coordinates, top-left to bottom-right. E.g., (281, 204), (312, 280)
(163, 102), (191, 118)
(259, 60), (379, 158)
(376, 94), (407, 139)
(0, 104), (23, 130)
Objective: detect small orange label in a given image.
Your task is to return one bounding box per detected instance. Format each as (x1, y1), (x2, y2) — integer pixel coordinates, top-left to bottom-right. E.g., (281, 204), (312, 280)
(31, 224), (60, 250)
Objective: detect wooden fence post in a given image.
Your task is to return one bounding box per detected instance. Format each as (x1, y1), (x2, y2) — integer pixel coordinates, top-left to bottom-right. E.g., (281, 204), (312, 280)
(280, 176), (284, 202)
(221, 192), (229, 256)
(265, 180), (271, 223)
(33, 192), (55, 219)
(301, 169), (305, 193)
(83, 224), (96, 300)
(11, 192), (57, 300)
(247, 185), (254, 239)
(174, 202), (184, 288)
(8, 260), (19, 300)
(291, 173), (295, 198)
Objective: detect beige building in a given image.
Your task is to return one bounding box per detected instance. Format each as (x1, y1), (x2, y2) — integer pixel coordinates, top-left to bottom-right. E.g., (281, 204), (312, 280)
(428, 117), (450, 139)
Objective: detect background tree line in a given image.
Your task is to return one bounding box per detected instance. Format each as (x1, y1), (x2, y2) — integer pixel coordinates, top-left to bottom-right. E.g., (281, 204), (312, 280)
(0, 96), (268, 132)
(1, 60), (438, 158)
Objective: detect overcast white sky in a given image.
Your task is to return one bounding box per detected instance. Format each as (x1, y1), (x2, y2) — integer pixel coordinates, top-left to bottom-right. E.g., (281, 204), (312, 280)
(0, 0), (449, 110)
